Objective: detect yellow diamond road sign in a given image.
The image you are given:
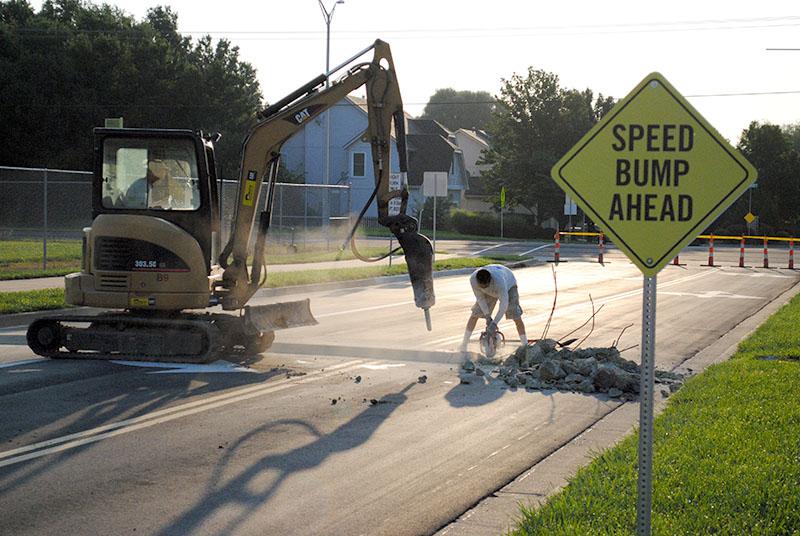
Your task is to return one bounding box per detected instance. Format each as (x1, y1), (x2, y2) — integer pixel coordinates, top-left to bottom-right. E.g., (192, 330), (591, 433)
(744, 212), (756, 224)
(551, 72), (757, 276)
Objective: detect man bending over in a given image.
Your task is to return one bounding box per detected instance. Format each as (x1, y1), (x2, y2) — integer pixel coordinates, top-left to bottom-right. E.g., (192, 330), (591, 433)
(460, 264), (527, 353)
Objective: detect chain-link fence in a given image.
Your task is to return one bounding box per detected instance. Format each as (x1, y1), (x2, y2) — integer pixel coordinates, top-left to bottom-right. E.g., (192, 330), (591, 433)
(1, 166), (354, 272)
(218, 179), (353, 252)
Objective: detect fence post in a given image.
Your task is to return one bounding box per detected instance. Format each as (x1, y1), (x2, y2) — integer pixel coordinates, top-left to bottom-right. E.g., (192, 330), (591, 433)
(598, 233), (605, 264)
(279, 183), (284, 242)
(789, 240), (795, 270)
(43, 167), (48, 270)
(763, 237), (769, 268)
(347, 182), (352, 229)
(303, 187), (308, 249)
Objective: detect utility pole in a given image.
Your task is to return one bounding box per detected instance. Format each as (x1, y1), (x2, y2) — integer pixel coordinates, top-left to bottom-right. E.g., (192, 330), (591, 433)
(318, 0), (344, 232)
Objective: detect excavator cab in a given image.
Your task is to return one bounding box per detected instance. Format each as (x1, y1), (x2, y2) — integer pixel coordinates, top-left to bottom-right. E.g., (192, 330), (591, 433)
(62, 128), (220, 311)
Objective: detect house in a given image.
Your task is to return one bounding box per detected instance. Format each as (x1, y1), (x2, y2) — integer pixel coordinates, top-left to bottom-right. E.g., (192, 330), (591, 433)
(405, 118), (469, 211)
(453, 128), (496, 212)
(281, 98), (475, 219)
(280, 95), (403, 219)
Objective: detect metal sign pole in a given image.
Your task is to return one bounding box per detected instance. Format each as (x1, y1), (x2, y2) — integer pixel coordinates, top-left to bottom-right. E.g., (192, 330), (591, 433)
(636, 274), (657, 535)
(433, 186), (437, 263)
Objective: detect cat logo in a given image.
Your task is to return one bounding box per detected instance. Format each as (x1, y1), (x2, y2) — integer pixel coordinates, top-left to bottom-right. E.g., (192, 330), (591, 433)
(294, 108), (311, 125)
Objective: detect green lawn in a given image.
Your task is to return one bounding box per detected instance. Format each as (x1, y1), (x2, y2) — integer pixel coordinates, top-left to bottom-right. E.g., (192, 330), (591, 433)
(0, 240), (404, 280)
(0, 288), (70, 315)
(511, 294), (800, 535)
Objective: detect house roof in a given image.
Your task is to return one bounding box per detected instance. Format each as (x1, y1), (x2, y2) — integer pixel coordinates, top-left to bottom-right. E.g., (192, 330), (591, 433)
(407, 118), (450, 137)
(456, 128), (491, 147)
(406, 134), (456, 186)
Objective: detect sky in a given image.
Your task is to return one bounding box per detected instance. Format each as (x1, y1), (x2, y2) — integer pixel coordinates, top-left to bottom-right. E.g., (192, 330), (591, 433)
(33, 0), (800, 142)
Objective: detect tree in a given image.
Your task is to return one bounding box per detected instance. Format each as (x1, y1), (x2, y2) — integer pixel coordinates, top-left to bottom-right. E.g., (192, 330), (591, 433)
(420, 88), (496, 131)
(0, 0), (262, 177)
(479, 67), (614, 224)
(729, 121), (800, 232)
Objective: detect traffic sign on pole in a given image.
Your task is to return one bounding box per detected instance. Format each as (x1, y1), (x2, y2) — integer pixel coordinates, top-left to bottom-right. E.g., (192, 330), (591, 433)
(550, 72), (758, 536)
(551, 72), (757, 276)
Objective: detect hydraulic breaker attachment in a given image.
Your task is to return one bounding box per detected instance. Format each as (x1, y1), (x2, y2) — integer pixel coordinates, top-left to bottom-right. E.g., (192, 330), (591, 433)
(243, 299), (318, 333)
(387, 216), (435, 331)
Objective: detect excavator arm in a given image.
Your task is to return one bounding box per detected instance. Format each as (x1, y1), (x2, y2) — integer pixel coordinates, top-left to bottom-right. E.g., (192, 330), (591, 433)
(216, 40), (435, 328)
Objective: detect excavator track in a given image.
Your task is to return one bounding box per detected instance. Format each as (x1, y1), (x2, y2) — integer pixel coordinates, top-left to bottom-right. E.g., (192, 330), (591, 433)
(26, 312), (267, 364)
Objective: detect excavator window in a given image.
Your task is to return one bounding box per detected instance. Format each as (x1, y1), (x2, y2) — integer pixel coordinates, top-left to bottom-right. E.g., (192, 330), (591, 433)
(101, 137), (201, 211)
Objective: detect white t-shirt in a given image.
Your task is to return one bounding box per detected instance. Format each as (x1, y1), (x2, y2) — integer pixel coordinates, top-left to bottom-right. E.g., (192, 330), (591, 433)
(469, 264), (517, 325)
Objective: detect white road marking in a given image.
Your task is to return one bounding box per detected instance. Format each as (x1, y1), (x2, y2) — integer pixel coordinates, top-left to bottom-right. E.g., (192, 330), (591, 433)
(0, 358), (47, 369)
(518, 244), (552, 256)
(0, 359), (370, 468)
(471, 243), (511, 256)
(359, 363), (406, 370)
(660, 290), (763, 300)
(316, 300), (415, 318)
(111, 360), (257, 374)
(718, 270), (794, 279)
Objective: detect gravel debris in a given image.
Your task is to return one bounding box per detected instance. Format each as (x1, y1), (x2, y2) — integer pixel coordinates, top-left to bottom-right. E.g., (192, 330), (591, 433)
(460, 339), (685, 397)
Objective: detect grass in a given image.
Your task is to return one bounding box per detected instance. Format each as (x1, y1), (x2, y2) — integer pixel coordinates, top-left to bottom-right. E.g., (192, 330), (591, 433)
(0, 288), (68, 314)
(264, 255), (500, 287)
(0, 240), (83, 280)
(0, 239), (404, 280)
(363, 227), (541, 242)
(510, 294), (800, 535)
(0, 255), (509, 314)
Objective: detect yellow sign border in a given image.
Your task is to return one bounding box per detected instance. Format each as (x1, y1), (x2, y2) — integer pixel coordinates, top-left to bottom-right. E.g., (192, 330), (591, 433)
(551, 72), (757, 276)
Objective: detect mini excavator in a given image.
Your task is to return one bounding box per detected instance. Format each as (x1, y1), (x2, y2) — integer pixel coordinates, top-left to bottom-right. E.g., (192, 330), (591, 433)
(27, 40), (435, 363)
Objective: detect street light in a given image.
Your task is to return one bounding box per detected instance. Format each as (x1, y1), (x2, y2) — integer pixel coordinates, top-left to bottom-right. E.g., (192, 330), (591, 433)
(317, 0), (344, 229)
(318, 0), (344, 88)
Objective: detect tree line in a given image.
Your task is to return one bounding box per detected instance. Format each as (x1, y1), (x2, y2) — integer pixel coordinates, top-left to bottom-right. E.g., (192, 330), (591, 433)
(0, 0), (262, 177)
(423, 78), (799, 236)
(2, 0), (797, 234)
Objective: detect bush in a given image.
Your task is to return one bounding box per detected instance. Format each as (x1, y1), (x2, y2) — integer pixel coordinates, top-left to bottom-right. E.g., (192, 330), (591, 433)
(416, 197), (455, 231)
(450, 209), (552, 239)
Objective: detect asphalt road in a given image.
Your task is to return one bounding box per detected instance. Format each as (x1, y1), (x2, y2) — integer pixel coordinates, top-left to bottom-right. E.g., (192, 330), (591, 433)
(0, 243), (797, 536)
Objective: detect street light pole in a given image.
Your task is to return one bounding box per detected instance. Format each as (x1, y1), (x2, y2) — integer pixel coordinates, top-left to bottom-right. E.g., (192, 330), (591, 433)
(318, 0), (343, 232)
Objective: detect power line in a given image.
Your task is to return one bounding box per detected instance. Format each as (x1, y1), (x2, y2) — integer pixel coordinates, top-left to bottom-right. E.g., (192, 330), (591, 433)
(4, 89), (800, 109)
(12, 15), (800, 40)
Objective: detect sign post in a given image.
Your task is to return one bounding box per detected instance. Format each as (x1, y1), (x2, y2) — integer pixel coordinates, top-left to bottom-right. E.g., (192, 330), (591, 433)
(423, 171), (448, 261)
(551, 72), (757, 535)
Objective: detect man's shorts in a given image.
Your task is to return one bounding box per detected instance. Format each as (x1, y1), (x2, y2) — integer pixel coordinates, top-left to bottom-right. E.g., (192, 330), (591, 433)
(472, 285), (523, 320)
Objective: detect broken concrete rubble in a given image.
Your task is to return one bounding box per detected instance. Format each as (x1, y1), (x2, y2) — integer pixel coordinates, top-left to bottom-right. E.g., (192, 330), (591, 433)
(464, 339), (685, 398)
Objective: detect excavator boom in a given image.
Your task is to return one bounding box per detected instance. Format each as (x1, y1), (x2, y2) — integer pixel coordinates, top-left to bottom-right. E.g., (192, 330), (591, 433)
(217, 40), (435, 326)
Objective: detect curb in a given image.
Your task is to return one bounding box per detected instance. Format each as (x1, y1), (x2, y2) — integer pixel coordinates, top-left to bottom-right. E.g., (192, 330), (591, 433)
(0, 260), (542, 329)
(434, 278), (800, 536)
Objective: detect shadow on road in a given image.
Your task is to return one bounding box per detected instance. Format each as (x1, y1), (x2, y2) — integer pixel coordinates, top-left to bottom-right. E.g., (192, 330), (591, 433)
(444, 369), (506, 408)
(157, 383), (415, 536)
(0, 358), (284, 498)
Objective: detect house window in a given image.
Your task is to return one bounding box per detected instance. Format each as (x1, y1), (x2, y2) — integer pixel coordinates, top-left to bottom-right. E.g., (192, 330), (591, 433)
(352, 152), (366, 177)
